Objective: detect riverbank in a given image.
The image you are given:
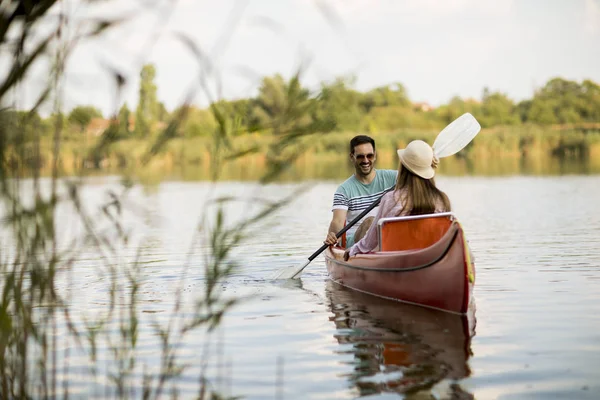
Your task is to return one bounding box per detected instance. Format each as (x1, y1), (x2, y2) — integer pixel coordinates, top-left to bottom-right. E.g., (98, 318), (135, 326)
(11, 124), (600, 181)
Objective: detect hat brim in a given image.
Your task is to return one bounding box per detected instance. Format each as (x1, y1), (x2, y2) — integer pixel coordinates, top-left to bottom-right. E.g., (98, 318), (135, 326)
(397, 149), (435, 179)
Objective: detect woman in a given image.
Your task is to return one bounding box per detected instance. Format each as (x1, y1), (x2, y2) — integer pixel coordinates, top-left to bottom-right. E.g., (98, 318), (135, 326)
(344, 139), (451, 261)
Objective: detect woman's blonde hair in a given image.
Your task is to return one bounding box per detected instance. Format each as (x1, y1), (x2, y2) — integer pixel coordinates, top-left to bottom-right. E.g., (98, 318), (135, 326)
(395, 163), (451, 216)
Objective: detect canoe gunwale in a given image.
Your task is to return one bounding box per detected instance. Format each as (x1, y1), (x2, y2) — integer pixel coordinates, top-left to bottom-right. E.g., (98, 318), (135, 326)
(328, 224), (459, 273)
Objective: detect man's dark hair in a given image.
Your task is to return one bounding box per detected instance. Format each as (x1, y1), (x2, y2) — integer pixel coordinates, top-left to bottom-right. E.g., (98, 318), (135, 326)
(349, 135), (376, 154)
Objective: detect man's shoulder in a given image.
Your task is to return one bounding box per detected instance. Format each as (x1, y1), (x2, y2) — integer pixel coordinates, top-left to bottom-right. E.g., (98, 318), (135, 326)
(376, 169), (398, 178)
(336, 175), (358, 192)
(375, 169), (398, 187)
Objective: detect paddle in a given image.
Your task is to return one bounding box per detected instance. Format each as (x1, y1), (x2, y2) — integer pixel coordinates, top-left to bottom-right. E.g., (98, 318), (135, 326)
(273, 113), (481, 280)
(273, 186), (395, 279)
(432, 112), (482, 158)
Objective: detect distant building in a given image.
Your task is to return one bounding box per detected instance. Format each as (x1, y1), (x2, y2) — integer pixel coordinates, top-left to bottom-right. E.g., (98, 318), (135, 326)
(86, 116), (166, 137)
(87, 118), (110, 137)
(413, 102), (434, 112)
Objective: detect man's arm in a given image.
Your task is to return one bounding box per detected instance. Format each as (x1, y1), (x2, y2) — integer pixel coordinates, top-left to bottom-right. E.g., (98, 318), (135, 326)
(324, 209), (347, 245)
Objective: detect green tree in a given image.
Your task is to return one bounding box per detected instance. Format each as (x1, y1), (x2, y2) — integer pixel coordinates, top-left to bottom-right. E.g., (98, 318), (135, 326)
(527, 98), (559, 125)
(48, 112), (67, 131)
(135, 64), (159, 137)
(179, 105), (217, 137)
(527, 78), (584, 124)
(157, 101), (169, 122)
(361, 83), (410, 112)
(251, 74), (315, 135)
(435, 96), (481, 125)
(315, 77), (363, 131)
(361, 106), (414, 132)
(68, 105), (102, 133)
(213, 99), (252, 134)
(580, 79), (600, 121)
(118, 103), (131, 137)
(0, 110), (49, 143)
(480, 89), (520, 127)
(516, 100), (532, 123)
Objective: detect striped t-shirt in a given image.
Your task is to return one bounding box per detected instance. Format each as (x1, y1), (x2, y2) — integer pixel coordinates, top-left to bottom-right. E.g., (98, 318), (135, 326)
(332, 169), (397, 247)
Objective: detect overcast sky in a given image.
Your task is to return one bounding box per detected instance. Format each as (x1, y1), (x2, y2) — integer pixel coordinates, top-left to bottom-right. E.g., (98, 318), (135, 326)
(15, 0), (600, 115)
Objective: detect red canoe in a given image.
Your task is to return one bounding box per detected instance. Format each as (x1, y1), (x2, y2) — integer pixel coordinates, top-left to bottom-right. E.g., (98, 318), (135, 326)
(325, 212), (475, 314)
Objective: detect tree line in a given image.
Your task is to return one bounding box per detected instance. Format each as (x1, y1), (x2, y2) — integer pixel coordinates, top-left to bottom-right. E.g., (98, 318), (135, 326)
(8, 64), (600, 140)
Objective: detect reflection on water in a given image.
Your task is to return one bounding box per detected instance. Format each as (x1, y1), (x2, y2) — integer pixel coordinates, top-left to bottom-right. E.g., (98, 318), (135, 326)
(326, 281), (475, 398)
(97, 153), (600, 183)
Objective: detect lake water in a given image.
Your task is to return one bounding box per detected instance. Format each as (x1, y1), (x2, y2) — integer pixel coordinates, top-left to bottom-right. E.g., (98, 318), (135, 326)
(7, 174), (600, 399)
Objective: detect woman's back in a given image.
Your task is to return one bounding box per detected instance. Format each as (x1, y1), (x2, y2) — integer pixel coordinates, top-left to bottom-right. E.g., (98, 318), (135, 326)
(348, 188), (449, 256)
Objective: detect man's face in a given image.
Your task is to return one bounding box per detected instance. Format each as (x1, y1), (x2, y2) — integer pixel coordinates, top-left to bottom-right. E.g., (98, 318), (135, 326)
(351, 143), (376, 177)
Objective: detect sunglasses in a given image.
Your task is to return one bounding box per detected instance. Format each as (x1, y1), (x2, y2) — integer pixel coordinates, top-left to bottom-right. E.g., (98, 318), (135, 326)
(354, 153), (375, 161)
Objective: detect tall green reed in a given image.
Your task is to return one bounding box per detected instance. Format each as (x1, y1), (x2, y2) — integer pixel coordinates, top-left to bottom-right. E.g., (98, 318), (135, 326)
(0, 1), (332, 398)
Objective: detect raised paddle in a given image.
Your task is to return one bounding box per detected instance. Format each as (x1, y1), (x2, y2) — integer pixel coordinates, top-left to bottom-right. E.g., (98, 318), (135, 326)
(431, 112), (482, 158)
(273, 112), (481, 280)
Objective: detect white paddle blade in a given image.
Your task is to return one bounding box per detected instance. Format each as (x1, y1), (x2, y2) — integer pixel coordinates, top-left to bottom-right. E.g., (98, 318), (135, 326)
(432, 113), (481, 158)
(271, 259), (310, 280)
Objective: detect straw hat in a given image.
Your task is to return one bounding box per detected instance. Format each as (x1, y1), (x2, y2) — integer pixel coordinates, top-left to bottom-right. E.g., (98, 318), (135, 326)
(397, 140), (438, 179)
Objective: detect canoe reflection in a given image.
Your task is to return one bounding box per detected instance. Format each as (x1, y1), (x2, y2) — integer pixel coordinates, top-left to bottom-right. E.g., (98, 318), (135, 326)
(326, 280), (476, 397)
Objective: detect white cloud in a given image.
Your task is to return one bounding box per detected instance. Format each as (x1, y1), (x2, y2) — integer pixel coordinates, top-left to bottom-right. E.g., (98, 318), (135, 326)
(406, 0), (470, 14)
(584, 0), (600, 34)
(405, 0), (514, 19)
(327, 0), (514, 17)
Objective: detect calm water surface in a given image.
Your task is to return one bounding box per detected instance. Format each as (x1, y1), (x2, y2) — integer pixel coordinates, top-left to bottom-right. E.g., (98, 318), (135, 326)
(14, 175), (600, 399)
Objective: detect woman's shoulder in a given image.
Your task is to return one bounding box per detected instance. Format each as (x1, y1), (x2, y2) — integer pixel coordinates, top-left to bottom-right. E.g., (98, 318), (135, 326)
(381, 190), (396, 202)
(377, 169), (398, 182)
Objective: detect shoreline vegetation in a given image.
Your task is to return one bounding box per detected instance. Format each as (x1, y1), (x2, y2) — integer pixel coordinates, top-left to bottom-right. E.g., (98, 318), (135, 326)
(6, 64), (600, 181)
(9, 123), (600, 181)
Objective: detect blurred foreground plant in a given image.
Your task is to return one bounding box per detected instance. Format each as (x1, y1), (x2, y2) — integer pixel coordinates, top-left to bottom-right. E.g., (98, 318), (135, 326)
(0, 1), (332, 398)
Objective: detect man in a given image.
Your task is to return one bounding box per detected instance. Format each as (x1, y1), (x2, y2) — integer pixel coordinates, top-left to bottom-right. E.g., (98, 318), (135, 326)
(324, 135), (397, 248)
